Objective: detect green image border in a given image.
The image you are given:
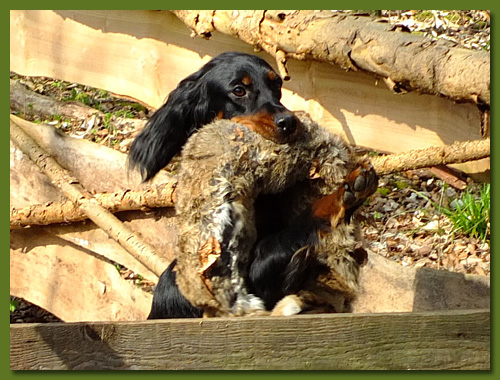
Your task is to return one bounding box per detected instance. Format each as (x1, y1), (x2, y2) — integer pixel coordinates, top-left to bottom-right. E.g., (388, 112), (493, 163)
(5, 2), (496, 377)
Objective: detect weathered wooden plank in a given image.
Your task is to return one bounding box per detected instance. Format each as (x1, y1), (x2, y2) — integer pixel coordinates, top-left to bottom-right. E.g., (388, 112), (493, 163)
(9, 10), (488, 175)
(10, 310), (490, 370)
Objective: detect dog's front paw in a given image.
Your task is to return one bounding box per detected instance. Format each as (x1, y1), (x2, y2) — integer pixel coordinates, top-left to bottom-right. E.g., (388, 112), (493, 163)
(312, 160), (378, 226)
(342, 160), (379, 217)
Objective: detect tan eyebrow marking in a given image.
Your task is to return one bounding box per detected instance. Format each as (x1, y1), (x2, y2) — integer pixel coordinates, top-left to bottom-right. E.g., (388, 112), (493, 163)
(241, 76), (252, 86)
(267, 70), (278, 80)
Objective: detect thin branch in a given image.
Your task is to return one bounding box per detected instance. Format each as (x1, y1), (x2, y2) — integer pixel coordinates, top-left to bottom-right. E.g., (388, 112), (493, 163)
(370, 138), (490, 175)
(10, 183), (176, 229)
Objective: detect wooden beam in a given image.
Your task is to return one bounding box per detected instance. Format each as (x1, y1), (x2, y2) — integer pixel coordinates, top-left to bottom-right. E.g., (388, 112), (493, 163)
(10, 310), (490, 370)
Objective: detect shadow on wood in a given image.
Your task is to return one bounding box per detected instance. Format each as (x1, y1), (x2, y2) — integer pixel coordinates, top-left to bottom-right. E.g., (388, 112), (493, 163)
(10, 310), (490, 370)
(353, 252), (490, 313)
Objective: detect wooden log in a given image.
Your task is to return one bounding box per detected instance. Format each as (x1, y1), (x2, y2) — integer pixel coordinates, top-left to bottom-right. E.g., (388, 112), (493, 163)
(9, 79), (146, 131)
(371, 138), (490, 175)
(10, 310), (490, 370)
(10, 183), (176, 229)
(173, 10), (490, 105)
(10, 79), (99, 120)
(9, 114), (172, 198)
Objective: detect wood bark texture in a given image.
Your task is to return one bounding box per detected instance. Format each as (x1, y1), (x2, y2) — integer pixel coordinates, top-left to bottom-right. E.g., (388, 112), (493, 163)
(172, 10), (490, 106)
(10, 183), (176, 229)
(371, 138), (490, 175)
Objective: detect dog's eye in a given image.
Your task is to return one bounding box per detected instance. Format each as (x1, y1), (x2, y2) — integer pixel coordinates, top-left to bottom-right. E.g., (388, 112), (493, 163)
(232, 86), (247, 97)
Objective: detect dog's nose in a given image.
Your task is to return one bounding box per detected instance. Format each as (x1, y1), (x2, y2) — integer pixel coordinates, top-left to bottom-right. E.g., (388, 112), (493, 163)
(274, 113), (298, 136)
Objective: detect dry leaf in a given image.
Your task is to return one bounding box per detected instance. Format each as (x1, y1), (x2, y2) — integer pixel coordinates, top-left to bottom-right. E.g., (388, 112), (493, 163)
(198, 236), (221, 274)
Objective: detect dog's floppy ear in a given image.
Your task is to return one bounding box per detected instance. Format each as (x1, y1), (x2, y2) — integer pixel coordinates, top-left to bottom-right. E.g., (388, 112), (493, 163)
(128, 69), (214, 182)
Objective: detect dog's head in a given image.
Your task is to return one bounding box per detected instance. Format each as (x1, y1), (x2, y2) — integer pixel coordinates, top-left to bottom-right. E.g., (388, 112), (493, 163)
(128, 52), (301, 181)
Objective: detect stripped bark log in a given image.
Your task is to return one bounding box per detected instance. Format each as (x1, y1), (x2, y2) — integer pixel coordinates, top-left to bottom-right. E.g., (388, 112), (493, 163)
(10, 134), (489, 229)
(9, 114), (171, 196)
(10, 116), (168, 277)
(370, 138), (490, 175)
(171, 10), (490, 106)
(10, 182), (176, 229)
(10, 79), (99, 120)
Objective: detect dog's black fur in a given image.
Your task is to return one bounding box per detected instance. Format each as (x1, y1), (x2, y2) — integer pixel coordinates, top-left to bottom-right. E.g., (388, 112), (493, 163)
(147, 260), (203, 319)
(129, 51), (298, 182)
(148, 210), (325, 319)
(248, 211), (326, 310)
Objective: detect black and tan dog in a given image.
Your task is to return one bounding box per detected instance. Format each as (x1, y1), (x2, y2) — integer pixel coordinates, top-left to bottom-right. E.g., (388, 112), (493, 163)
(129, 52), (378, 319)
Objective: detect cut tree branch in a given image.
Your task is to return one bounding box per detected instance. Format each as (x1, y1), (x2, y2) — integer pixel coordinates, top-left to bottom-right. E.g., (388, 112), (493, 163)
(10, 116), (168, 277)
(10, 183), (176, 229)
(171, 10), (490, 106)
(370, 138), (490, 175)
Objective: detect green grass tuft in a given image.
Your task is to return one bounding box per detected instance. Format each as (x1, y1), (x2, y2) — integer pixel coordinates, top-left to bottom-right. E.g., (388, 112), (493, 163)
(441, 184), (490, 241)
(10, 298), (19, 313)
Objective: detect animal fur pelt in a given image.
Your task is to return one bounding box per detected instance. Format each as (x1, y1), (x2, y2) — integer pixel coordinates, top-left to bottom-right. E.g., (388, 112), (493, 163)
(173, 111), (377, 317)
